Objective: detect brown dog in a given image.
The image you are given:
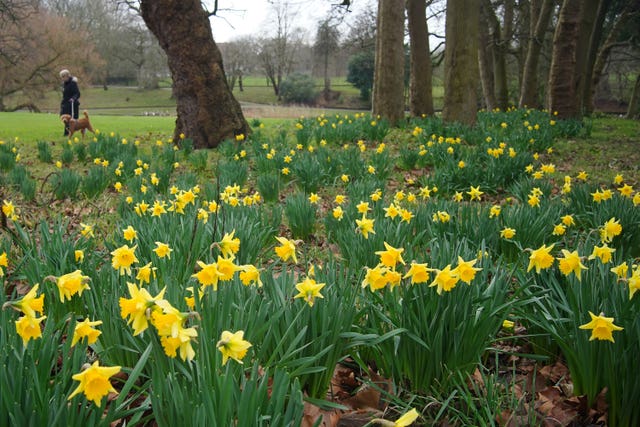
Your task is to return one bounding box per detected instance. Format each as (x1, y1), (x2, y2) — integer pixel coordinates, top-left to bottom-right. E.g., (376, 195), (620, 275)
(60, 111), (95, 139)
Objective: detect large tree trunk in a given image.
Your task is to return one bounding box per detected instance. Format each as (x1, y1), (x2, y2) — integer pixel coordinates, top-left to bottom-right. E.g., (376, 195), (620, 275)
(140, 0), (249, 148)
(574, 0), (602, 115)
(548, 0), (582, 119)
(519, 0), (554, 108)
(372, 0), (406, 125)
(478, 8), (496, 110)
(407, 0), (434, 117)
(481, 0), (509, 110)
(443, 0), (479, 125)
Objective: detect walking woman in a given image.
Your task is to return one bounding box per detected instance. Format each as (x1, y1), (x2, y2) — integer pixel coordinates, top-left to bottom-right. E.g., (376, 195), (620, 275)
(59, 69), (81, 136)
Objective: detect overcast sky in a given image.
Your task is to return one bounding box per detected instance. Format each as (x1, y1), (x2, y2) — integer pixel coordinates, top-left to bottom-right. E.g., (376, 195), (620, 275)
(208, 0), (377, 43)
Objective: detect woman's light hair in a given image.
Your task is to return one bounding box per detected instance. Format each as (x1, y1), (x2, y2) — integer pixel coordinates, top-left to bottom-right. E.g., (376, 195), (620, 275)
(59, 69), (70, 78)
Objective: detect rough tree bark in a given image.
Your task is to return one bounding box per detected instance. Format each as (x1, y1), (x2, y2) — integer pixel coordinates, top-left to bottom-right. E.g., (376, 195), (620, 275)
(407, 0), (434, 117)
(140, 0), (249, 148)
(481, 0), (509, 110)
(372, 0), (406, 125)
(519, 0), (554, 108)
(548, 0), (582, 119)
(478, 8), (496, 110)
(443, 0), (479, 125)
(574, 0), (601, 115)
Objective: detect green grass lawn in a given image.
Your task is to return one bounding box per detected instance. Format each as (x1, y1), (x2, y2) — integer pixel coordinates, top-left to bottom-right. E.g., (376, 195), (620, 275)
(0, 112), (176, 142)
(12, 76), (445, 115)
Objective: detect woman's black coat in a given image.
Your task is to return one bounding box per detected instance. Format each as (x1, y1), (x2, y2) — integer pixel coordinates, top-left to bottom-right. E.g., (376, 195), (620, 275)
(60, 77), (81, 118)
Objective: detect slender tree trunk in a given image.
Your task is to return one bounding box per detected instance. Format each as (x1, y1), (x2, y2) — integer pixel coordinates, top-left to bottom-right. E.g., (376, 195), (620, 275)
(548, 0), (582, 119)
(443, 0), (479, 125)
(238, 72), (244, 92)
(478, 9), (496, 110)
(372, 0), (406, 125)
(407, 0), (434, 117)
(519, 0), (554, 108)
(574, 0), (601, 115)
(323, 51), (331, 98)
(589, 4), (635, 113)
(140, 0), (248, 148)
(580, 0), (610, 114)
(482, 0), (509, 110)
(627, 74), (640, 119)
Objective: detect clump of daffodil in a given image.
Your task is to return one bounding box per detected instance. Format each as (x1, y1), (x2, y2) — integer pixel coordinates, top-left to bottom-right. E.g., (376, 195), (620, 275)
(453, 256), (482, 284)
(3, 283), (44, 318)
(122, 225), (137, 242)
(216, 230), (240, 258)
(588, 244), (615, 264)
(111, 244), (138, 275)
(2, 200), (20, 221)
(557, 249), (588, 281)
(153, 242), (172, 259)
(136, 262), (157, 285)
(428, 264), (460, 295)
(294, 275), (326, 307)
(46, 270), (91, 302)
(119, 282), (166, 336)
(467, 185), (483, 201)
(610, 262), (628, 279)
(356, 215), (375, 239)
(375, 242), (405, 270)
(71, 319), (103, 347)
(274, 236), (298, 263)
(362, 265), (391, 292)
(579, 311), (623, 343)
(215, 255), (240, 281)
(192, 260), (223, 290)
(500, 227), (516, 239)
(403, 262), (430, 284)
(599, 217), (622, 243)
(526, 244), (555, 274)
(15, 314), (47, 347)
(238, 264), (262, 287)
(151, 302), (198, 361)
(68, 361), (121, 406)
(217, 330), (252, 365)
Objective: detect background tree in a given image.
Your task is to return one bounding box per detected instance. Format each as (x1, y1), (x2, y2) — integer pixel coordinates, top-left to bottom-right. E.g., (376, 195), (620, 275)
(519, 0), (555, 108)
(443, 0), (479, 125)
(548, 0), (582, 118)
(407, 0), (435, 117)
(0, 5), (103, 111)
(257, 1), (303, 98)
(221, 36), (258, 92)
(313, 18), (340, 100)
(479, 0), (512, 110)
(139, 0), (248, 148)
(346, 51), (375, 101)
(586, 0), (640, 114)
(343, 5), (377, 103)
(372, 0), (405, 125)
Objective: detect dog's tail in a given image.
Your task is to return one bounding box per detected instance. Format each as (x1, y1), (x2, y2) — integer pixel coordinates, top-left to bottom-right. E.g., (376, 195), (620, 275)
(83, 111), (89, 119)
